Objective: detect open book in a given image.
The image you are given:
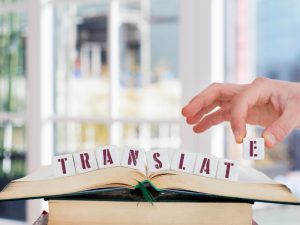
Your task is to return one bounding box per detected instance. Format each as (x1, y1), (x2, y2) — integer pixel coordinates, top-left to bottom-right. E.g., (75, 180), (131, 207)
(0, 163), (299, 204)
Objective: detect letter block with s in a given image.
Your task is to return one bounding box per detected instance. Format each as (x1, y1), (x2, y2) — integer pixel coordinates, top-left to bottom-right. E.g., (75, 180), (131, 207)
(146, 149), (170, 174)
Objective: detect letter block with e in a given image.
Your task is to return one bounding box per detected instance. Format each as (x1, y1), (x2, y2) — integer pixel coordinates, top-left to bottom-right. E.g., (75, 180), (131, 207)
(52, 154), (76, 177)
(216, 158), (239, 181)
(73, 150), (99, 174)
(95, 145), (120, 168)
(146, 149), (170, 174)
(193, 154), (219, 178)
(243, 138), (265, 160)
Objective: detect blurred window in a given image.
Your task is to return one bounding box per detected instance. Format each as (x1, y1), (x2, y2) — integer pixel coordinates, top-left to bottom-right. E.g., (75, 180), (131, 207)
(226, 1), (300, 223)
(0, 7), (27, 222)
(53, 0), (180, 154)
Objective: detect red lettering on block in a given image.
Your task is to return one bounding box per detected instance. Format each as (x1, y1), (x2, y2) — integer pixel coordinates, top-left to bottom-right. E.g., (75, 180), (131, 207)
(103, 149), (114, 165)
(179, 154), (186, 170)
(250, 141), (257, 157)
(58, 158), (68, 174)
(200, 158), (210, 174)
(128, 149), (139, 166)
(80, 153), (91, 169)
(224, 162), (234, 178)
(153, 153), (162, 169)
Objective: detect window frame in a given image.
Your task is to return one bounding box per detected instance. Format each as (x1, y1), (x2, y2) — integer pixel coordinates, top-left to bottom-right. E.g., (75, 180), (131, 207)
(0, 0), (226, 223)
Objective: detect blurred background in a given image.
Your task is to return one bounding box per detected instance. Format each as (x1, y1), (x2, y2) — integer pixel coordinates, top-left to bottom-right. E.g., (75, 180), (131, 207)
(0, 0), (300, 224)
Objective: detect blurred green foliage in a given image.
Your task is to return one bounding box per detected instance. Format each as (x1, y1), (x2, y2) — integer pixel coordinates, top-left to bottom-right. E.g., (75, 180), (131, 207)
(0, 12), (26, 112)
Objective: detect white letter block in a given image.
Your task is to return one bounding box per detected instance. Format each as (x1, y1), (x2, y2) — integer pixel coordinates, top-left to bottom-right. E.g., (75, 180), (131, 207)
(216, 158), (239, 181)
(146, 149), (170, 174)
(243, 138), (265, 160)
(121, 146), (146, 173)
(171, 151), (196, 174)
(52, 154), (76, 177)
(73, 150), (99, 174)
(95, 145), (120, 168)
(193, 154), (219, 178)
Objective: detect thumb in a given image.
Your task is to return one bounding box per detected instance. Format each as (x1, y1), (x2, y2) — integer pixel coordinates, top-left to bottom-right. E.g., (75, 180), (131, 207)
(263, 108), (297, 148)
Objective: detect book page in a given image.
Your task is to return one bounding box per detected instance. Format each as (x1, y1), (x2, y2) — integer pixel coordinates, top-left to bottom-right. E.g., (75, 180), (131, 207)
(150, 167), (298, 203)
(0, 167), (146, 200)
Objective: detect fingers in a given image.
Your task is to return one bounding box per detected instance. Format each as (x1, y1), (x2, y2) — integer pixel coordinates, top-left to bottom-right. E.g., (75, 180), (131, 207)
(182, 83), (242, 118)
(193, 108), (231, 133)
(263, 101), (299, 148)
(230, 78), (272, 143)
(186, 101), (222, 125)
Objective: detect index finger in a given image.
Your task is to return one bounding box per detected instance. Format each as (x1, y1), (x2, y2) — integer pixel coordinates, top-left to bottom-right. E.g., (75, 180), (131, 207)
(182, 83), (243, 118)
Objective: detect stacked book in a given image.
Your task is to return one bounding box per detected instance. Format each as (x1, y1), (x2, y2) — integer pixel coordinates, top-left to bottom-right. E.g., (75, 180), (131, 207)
(0, 146), (299, 225)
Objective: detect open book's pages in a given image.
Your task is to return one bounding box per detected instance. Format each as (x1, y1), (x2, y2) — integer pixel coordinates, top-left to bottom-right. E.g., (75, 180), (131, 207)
(0, 167), (145, 200)
(0, 164), (298, 204)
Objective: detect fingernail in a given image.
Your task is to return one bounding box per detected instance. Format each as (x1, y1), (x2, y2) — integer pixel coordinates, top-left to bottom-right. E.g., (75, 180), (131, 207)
(234, 131), (244, 144)
(263, 132), (276, 147)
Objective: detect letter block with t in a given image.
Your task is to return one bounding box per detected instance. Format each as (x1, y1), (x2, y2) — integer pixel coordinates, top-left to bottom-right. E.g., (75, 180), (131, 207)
(121, 146), (146, 173)
(243, 138), (265, 160)
(95, 145), (120, 168)
(52, 154), (76, 177)
(193, 154), (219, 178)
(146, 149), (170, 174)
(73, 150), (99, 174)
(171, 151), (196, 174)
(216, 158), (239, 181)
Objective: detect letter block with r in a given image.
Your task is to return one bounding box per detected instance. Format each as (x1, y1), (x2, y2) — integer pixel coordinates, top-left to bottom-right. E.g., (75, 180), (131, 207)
(73, 150), (99, 174)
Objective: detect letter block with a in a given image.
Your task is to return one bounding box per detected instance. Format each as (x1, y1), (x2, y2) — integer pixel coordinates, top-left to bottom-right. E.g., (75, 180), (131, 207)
(73, 150), (99, 174)
(216, 158), (239, 181)
(193, 154), (219, 178)
(95, 145), (120, 168)
(171, 151), (196, 174)
(52, 154), (76, 177)
(243, 138), (265, 160)
(146, 149), (170, 174)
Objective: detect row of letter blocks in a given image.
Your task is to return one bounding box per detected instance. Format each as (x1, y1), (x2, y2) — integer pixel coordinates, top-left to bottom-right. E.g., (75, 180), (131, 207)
(53, 146), (238, 181)
(53, 138), (264, 181)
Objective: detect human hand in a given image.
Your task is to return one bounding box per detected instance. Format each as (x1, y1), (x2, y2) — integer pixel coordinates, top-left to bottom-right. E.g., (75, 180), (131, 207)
(182, 77), (300, 148)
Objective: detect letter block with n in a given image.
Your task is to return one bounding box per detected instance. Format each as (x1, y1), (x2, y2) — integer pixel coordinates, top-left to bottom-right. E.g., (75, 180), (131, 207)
(73, 150), (99, 174)
(146, 149), (170, 174)
(121, 146), (146, 174)
(52, 154), (76, 177)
